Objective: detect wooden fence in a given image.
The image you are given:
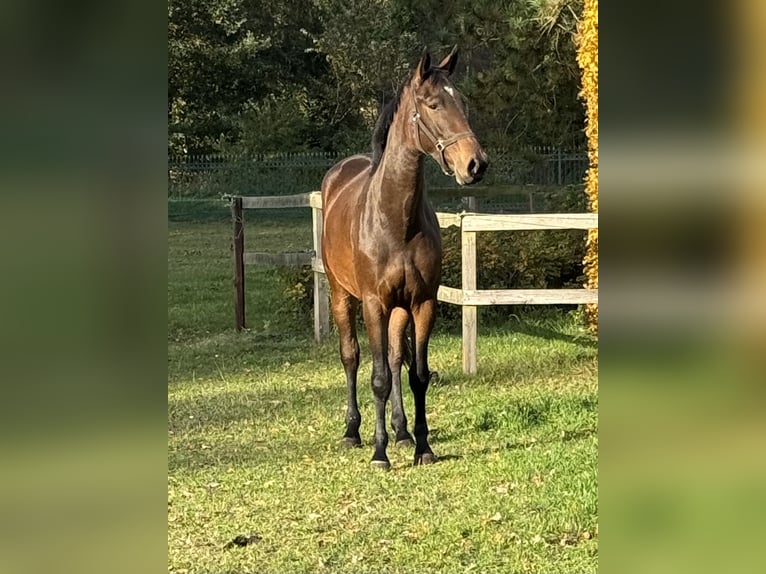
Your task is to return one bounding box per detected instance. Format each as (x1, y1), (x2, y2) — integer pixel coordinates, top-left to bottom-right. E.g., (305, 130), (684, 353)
(230, 192), (598, 374)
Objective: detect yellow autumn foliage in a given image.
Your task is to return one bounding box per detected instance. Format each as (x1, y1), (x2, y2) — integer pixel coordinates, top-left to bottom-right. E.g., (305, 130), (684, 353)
(576, 0), (598, 334)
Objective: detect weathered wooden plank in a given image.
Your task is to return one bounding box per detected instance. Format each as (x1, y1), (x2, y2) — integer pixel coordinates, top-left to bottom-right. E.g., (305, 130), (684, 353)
(231, 197), (246, 331)
(437, 285), (464, 305)
(308, 191), (323, 209)
(244, 252), (313, 266)
(312, 206), (330, 342)
(241, 194), (311, 209)
(436, 212), (462, 228)
(462, 289), (599, 305)
(461, 213), (598, 232)
(461, 229), (478, 375)
(311, 257), (325, 274)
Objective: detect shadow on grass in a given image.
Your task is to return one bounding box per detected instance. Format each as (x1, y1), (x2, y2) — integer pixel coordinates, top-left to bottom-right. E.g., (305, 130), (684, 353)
(507, 321), (598, 349)
(168, 382), (468, 474)
(433, 453), (463, 463)
(465, 427), (597, 459)
(169, 367), (596, 474)
(169, 326), (596, 474)
(432, 359), (597, 391)
(434, 318), (597, 352)
(168, 331), (329, 383)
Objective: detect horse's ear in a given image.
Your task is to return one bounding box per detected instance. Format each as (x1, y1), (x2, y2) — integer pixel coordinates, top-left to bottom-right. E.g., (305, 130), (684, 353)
(415, 48), (431, 84)
(438, 45), (459, 75)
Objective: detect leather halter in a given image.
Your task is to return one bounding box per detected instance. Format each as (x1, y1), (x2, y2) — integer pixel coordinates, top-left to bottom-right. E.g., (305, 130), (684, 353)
(410, 89), (475, 176)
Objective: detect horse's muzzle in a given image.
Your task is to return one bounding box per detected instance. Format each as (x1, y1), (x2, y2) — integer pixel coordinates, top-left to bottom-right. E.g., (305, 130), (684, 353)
(457, 153), (488, 185)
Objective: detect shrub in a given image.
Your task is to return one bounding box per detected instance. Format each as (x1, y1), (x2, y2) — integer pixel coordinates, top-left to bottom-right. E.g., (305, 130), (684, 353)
(437, 226), (586, 327)
(577, 0), (599, 334)
(279, 266), (315, 320)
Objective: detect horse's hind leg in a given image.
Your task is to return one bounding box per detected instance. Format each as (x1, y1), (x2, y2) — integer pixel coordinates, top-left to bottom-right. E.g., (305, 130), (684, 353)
(388, 307), (414, 447)
(410, 299), (438, 465)
(331, 287), (362, 448)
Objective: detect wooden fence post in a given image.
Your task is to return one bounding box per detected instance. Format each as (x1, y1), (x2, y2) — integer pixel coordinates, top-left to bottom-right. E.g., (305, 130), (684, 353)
(231, 196), (246, 331)
(312, 205), (330, 342)
(461, 222), (478, 375)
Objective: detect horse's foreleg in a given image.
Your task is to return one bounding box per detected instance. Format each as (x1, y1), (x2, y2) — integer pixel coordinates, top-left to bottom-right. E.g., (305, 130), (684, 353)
(410, 299), (437, 465)
(388, 307), (414, 447)
(332, 290), (361, 448)
(363, 297), (392, 469)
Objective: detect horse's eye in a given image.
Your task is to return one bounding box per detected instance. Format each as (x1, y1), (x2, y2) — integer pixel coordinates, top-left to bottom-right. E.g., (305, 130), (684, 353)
(427, 103), (439, 110)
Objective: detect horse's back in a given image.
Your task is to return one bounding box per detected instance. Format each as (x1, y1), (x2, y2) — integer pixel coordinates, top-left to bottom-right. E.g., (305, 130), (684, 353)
(321, 154), (373, 298)
(321, 154), (372, 206)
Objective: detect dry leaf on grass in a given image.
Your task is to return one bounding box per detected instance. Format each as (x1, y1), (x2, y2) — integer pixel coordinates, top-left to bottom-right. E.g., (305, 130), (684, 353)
(482, 512), (503, 526)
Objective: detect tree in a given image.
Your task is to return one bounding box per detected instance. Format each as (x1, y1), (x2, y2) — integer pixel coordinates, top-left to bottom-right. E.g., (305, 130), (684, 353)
(167, 0), (586, 155)
(168, 0), (326, 154)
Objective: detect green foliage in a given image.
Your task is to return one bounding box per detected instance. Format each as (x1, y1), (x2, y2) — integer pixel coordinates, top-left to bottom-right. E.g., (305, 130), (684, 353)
(168, 0), (329, 154)
(280, 265), (315, 319)
(399, 0), (586, 148)
(438, 189), (588, 326)
(229, 93), (313, 154)
(437, 227), (586, 326)
(169, 0), (586, 155)
(441, 228), (586, 291)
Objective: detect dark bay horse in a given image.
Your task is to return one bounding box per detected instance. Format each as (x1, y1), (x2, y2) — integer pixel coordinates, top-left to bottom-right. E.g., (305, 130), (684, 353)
(321, 47), (488, 468)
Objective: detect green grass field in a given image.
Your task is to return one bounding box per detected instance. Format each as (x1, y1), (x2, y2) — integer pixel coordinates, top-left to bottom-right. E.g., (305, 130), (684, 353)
(168, 202), (598, 573)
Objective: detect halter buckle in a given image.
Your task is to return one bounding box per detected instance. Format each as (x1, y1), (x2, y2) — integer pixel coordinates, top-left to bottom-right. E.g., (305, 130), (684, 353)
(435, 141), (445, 152)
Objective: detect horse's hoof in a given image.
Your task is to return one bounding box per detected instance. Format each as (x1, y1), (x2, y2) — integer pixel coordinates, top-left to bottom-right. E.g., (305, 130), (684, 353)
(395, 437), (414, 448)
(340, 436), (362, 448)
(414, 452), (438, 466)
(370, 459), (391, 470)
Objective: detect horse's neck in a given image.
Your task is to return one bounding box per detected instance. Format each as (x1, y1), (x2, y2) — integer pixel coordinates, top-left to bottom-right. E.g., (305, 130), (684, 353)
(366, 112), (426, 233)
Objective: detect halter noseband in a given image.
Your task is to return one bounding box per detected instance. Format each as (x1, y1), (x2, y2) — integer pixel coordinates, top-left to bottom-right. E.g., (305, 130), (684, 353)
(410, 89), (475, 176)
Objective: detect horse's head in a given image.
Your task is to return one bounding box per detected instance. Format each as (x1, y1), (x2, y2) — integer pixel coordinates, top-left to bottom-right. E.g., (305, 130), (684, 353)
(408, 47), (488, 186)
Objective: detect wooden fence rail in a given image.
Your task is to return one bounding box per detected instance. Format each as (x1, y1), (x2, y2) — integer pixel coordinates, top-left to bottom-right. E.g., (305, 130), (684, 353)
(229, 191), (598, 375)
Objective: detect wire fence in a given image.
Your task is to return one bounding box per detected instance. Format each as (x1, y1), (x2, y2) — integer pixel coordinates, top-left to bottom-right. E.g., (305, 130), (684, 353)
(429, 185), (588, 215)
(168, 147), (589, 206)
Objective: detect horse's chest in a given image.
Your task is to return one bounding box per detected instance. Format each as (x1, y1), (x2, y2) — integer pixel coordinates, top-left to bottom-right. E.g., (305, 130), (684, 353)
(374, 247), (440, 303)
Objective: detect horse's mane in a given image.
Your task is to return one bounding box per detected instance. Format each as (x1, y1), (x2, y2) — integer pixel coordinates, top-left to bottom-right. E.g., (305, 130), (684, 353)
(370, 69), (445, 170)
(371, 84), (405, 170)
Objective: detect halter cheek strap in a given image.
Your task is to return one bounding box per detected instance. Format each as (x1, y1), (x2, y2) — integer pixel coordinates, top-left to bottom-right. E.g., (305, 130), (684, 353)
(410, 92), (475, 176)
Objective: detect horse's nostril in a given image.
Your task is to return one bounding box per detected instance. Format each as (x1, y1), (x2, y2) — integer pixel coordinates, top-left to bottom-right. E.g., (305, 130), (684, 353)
(467, 158), (476, 176)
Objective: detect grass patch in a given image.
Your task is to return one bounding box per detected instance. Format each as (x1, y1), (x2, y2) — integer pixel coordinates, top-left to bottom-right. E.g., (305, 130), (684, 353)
(168, 207), (598, 573)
